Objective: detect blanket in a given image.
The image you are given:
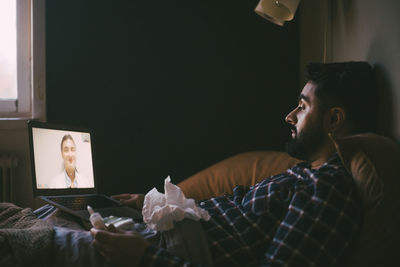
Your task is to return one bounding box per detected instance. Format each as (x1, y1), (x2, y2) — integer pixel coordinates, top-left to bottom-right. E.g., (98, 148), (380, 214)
(0, 202), (54, 266)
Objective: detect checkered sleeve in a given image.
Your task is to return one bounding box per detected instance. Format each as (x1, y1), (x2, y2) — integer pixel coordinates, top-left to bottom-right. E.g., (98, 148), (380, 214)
(139, 245), (199, 267)
(262, 166), (362, 266)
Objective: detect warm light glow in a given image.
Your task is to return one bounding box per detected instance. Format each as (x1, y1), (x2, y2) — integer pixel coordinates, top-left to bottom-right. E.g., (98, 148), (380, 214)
(0, 0), (17, 99)
(255, 0), (301, 26)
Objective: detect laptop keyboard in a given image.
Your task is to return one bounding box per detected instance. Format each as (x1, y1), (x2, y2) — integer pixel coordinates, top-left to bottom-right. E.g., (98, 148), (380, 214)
(47, 195), (120, 211)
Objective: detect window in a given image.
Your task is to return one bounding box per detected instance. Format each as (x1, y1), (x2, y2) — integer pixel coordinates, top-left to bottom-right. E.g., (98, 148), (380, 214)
(0, 1), (17, 101)
(0, 0), (46, 120)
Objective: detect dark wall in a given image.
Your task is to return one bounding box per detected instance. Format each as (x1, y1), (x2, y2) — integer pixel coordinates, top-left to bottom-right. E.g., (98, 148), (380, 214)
(46, 0), (299, 194)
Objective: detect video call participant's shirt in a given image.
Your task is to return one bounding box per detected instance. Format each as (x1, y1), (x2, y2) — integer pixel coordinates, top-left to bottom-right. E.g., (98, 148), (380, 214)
(49, 169), (92, 188)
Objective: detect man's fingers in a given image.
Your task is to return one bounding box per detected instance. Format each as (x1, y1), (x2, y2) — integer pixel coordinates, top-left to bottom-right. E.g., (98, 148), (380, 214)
(91, 229), (116, 262)
(92, 239), (110, 253)
(119, 199), (130, 204)
(107, 224), (122, 233)
(91, 228), (113, 243)
(111, 194), (131, 200)
(90, 227), (99, 237)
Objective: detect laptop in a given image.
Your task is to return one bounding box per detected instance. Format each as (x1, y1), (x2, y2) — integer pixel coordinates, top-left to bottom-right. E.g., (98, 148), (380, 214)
(28, 120), (142, 222)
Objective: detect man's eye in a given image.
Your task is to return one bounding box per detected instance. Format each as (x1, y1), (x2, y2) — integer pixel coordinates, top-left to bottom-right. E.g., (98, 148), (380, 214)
(297, 105), (305, 110)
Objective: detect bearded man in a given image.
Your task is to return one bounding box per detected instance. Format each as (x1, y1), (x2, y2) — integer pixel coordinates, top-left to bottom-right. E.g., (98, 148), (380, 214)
(89, 62), (377, 266)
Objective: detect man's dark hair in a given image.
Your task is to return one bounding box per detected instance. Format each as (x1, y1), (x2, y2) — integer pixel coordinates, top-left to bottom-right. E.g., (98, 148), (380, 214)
(305, 61), (378, 134)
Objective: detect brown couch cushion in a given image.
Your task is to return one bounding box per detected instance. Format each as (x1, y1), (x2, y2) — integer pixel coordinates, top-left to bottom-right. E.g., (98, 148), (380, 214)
(178, 151), (300, 200)
(331, 133), (400, 266)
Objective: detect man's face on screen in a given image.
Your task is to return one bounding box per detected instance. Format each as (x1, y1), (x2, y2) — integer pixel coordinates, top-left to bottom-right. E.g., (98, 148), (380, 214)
(61, 139), (76, 172)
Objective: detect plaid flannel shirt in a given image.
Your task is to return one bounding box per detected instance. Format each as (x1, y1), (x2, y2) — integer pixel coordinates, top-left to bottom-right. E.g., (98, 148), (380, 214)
(140, 153), (363, 266)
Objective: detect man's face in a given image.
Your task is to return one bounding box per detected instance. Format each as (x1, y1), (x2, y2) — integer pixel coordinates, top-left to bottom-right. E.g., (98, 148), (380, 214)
(61, 139), (76, 172)
(285, 81), (328, 161)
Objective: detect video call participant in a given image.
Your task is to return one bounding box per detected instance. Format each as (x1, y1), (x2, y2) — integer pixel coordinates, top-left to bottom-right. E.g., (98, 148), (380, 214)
(50, 134), (91, 188)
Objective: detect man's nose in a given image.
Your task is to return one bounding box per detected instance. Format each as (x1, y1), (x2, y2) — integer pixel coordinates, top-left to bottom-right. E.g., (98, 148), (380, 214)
(285, 109), (297, 125)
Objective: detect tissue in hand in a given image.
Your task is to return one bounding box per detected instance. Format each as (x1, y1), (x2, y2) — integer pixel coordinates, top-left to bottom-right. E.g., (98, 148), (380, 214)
(142, 176), (210, 231)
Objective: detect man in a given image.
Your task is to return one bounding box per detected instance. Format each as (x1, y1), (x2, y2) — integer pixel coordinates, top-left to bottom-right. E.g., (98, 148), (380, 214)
(50, 134), (92, 188)
(91, 62), (377, 266)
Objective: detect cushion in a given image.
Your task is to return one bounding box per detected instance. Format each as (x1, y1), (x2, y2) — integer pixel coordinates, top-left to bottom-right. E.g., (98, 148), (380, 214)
(178, 151), (300, 200)
(331, 133), (400, 266)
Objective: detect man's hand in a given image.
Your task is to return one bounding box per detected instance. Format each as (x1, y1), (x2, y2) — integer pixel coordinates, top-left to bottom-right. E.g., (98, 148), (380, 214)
(91, 226), (149, 267)
(111, 194), (144, 209)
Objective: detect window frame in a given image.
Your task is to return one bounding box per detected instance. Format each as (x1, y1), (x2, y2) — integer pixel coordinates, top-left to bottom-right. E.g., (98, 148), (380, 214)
(0, 0), (46, 120)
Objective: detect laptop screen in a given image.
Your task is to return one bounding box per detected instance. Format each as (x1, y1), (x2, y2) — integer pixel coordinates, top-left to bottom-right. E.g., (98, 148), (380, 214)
(28, 121), (97, 196)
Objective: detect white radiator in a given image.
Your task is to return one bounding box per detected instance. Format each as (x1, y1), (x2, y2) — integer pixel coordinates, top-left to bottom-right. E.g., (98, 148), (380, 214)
(0, 155), (18, 203)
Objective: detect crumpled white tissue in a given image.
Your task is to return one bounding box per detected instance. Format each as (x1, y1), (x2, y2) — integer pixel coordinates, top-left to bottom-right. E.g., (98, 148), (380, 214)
(142, 176), (210, 231)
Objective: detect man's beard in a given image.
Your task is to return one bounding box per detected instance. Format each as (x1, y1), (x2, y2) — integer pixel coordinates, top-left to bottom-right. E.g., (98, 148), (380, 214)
(286, 120), (326, 161)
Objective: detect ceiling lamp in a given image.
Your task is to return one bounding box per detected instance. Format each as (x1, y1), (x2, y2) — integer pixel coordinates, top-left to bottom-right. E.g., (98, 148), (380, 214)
(255, 0), (301, 26)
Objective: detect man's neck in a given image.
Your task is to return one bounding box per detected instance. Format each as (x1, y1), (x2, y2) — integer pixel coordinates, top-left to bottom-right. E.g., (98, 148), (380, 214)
(310, 140), (337, 169)
(66, 168), (76, 181)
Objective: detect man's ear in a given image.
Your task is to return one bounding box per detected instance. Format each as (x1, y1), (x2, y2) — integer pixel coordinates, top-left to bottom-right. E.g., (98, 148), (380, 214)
(328, 107), (346, 133)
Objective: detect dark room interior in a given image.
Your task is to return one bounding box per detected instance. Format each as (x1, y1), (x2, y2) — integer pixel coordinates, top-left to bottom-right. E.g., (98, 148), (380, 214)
(45, 0), (299, 194)
(1, 0), (400, 266)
